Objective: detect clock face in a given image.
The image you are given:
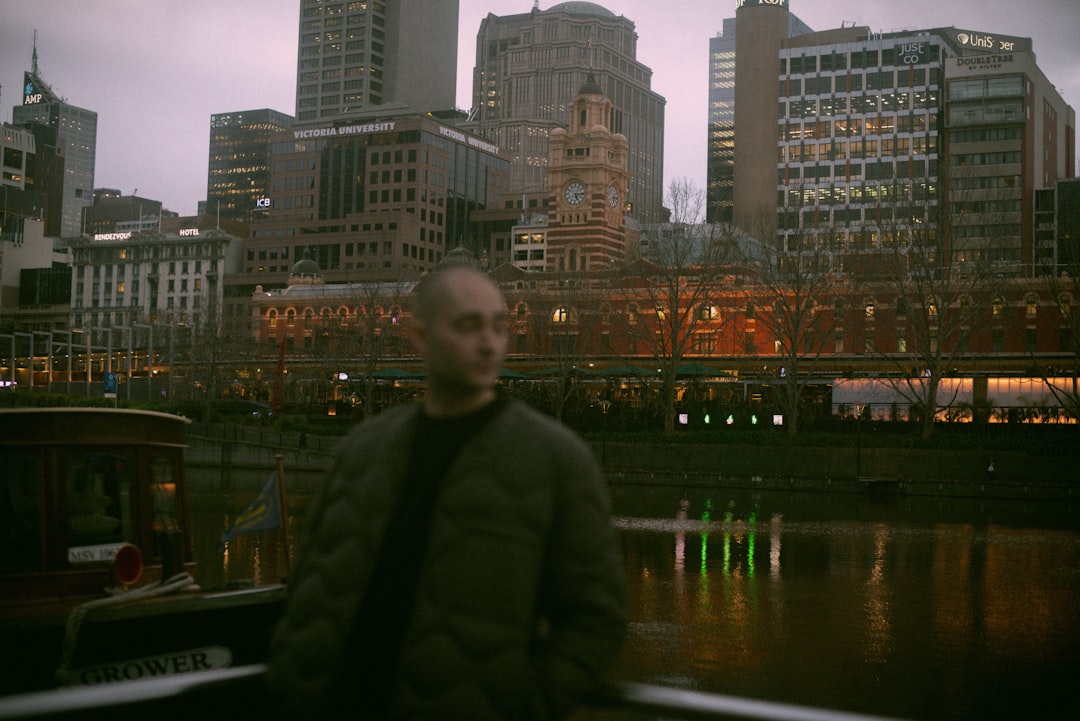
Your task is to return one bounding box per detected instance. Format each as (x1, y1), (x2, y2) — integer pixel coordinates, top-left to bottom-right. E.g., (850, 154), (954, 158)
(563, 181), (586, 206)
(608, 185), (620, 209)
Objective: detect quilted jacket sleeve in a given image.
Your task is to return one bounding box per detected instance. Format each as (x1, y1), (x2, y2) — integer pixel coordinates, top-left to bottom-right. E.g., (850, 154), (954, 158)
(529, 415), (627, 719)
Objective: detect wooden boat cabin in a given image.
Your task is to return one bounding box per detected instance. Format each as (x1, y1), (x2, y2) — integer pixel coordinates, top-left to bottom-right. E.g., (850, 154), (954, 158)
(0, 408), (284, 696)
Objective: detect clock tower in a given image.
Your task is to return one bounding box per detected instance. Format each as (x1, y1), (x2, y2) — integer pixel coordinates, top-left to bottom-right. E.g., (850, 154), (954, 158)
(544, 74), (633, 272)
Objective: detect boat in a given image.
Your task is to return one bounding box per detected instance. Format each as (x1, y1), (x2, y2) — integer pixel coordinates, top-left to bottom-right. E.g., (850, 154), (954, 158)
(0, 407), (285, 696)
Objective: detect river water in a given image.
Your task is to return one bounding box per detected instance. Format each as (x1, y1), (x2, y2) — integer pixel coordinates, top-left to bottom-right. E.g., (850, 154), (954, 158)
(189, 483), (1080, 721)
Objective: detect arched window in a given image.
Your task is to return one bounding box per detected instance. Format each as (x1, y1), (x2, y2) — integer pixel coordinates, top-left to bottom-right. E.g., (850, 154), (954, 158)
(267, 309), (278, 328)
(516, 303), (528, 319)
(992, 296), (1005, 318)
(1026, 295), (1038, 319)
(552, 306), (570, 324)
(1060, 293), (1074, 319)
(286, 309), (296, 326)
(864, 298), (875, 318)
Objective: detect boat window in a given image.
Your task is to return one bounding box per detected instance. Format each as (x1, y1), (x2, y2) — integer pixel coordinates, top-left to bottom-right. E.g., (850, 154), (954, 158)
(0, 451), (42, 573)
(149, 455), (185, 566)
(65, 452), (134, 555)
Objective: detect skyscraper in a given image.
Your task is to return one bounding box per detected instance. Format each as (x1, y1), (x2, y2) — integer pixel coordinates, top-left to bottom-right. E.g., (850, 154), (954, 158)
(293, 0), (458, 122)
(707, 11), (811, 224)
(943, 36), (1075, 277)
(206, 109), (294, 222)
(466, 2), (666, 223)
(12, 44), (97, 237)
(729, 0), (1075, 280)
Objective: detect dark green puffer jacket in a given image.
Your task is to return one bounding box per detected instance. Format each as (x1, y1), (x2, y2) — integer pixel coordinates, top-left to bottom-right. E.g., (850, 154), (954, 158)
(266, 400), (627, 720)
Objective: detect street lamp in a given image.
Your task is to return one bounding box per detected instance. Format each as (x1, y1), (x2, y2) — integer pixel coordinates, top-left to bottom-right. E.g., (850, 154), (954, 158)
(67, 329), (89, 396)
(13, 332), (33, 391)
(134, 323), (155, 402)
(33, 331), (57, 395)
(91, 327), (117, 399)
(49, 330), (76, 396)
(0, 333), (14, 389)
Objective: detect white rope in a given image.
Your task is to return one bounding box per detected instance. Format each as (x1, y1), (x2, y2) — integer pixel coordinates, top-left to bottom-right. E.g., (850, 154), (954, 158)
(55, 572), (196, 685)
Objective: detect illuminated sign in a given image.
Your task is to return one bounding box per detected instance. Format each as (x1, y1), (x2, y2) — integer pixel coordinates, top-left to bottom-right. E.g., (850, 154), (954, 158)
(956, 54), (1015, 71)
(896, 42), (927, 65)
(438, 125), (501, 155)
(952, 30), (1029, 54)
(293, 121), (397, 139)
(178, 228), (199, 237)
(737, 0), (788, 8)
(255, 197), (271, 208)
(22, 75), (43, 105)
(94, 232), (133, 241)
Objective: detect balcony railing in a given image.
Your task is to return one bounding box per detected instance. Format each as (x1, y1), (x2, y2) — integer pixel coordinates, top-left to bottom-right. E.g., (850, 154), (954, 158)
(0, 664), (913, 721)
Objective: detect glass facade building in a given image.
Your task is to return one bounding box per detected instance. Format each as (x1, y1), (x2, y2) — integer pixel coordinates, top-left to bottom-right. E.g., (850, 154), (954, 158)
(465, 2), (666, 223)
(206, 109), (295, 222)
(13, 71), (97, 237)
(294, 0), (458, 121)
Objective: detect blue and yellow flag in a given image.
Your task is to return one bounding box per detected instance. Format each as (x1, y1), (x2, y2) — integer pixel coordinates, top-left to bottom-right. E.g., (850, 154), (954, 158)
(217, 471), (281, 551)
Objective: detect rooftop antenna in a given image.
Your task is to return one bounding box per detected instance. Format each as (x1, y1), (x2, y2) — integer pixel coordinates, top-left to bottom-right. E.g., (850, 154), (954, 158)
(32, 29), (39, 76)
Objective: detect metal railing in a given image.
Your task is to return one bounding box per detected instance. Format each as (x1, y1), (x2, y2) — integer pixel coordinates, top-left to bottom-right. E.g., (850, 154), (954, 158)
(0, 664), (913, 721)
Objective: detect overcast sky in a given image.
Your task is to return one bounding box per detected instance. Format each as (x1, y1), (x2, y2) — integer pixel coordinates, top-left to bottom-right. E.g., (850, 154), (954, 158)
(2, 0), (1077, 217)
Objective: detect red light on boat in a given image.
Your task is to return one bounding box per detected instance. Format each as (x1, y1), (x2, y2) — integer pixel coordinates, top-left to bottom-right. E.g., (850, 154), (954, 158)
(113, 544), (143, 585)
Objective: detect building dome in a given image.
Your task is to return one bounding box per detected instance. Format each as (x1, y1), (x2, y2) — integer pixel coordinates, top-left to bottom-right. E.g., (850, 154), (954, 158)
(291, 251), (321, 277)
(546, 2), (616, 18)
(288, 248), (323, 286)
(440, 244), (481, 269)
(578, 72), (604, 97)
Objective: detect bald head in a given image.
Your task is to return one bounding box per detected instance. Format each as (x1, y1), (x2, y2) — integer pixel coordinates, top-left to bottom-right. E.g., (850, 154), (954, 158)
(412, 266), (502, 325)
(409, 266), (508, 416)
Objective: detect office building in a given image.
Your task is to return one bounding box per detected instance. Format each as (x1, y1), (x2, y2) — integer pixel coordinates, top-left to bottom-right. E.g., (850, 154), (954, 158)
(294, 0), (458, 121)
(68, 218), (243, 331)
(228, 105), (509, 301)
(707, 12), (812, 224)
(466, 1), (666, 223)
(81, 189), (174, 237)
(1, 122), (61, 239)
(206, 109), (295, 222)
(12, 45), (97, 237)
(731, 1), (1075, 281)
(943, 41), (1075, 277)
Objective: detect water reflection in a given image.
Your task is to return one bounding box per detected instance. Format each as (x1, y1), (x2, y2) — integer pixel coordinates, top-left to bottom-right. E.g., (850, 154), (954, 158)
(609, 488), (1080, 720)
(190, 485), (1080, 720)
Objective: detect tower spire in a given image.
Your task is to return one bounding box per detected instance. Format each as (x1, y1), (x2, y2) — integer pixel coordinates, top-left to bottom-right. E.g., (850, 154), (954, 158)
(32, 29), (38, 76)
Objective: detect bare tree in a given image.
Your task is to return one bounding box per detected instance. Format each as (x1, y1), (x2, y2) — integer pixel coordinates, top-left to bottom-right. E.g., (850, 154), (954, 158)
(615, 178), (735, 433)
(302, 278), (415, 418)
(871, 191), (994, 438)
(505, 272), (606, 423)
(734, 217), (845, 436)
(1014, 268), (1080, 423)
(183, 288), (252, 420)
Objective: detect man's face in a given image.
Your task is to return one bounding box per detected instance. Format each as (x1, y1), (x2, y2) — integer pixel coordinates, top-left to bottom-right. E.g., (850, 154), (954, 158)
(416, 270), (508, 399)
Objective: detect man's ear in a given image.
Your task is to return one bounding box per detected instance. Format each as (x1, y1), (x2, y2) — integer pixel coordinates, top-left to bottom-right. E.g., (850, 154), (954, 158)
(408, 317), (428, 355)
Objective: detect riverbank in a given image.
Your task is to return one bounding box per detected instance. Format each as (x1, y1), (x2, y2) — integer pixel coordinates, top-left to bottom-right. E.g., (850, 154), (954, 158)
(593, 439), (1077, 502)
(184, 422), (1078, 502)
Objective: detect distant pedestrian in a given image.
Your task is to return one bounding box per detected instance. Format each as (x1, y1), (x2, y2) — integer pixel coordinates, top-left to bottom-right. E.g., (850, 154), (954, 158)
(986, 458), (995, 480)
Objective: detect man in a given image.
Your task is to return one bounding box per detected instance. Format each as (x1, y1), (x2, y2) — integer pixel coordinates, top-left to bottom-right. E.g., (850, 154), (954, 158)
(266, 265), (626, 720)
